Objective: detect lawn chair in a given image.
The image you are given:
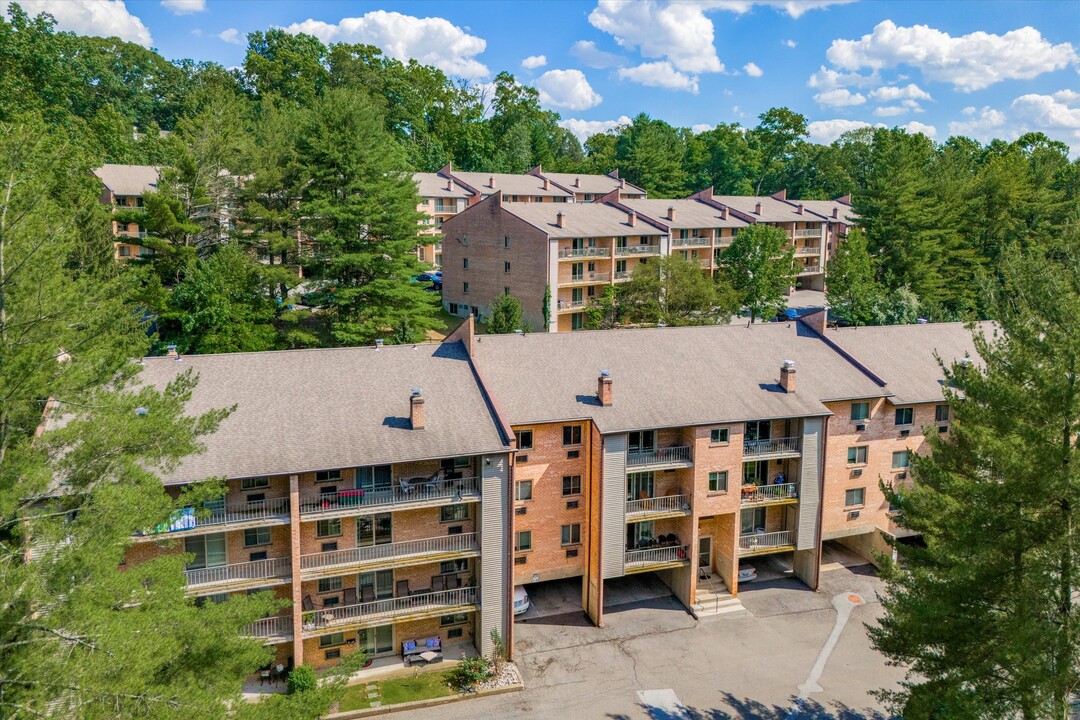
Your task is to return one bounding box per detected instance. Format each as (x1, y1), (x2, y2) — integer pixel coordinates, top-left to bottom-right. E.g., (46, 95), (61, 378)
(431, 575), (447, 592)
(396, 579), (411, 598)
(343, 588), (358, 607)
(361, 586), (375, 603)
(301, 595), (316, 612)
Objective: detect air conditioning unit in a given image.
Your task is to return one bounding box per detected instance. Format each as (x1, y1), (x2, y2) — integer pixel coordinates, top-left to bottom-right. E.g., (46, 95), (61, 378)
(848, 510), (861, 520)
(939, 426), (949, 434)
(515, 506), (527, 515)
(900, 429), (910, 437)
(855, 423), (866, 431)
(566, 549), (579, 558)
(516, 454), (529, 462)
(514, 556), (527, 565)
(852, 468), (863, 477)
(896, 472), (907, 480)
(566, 500), (579, 510)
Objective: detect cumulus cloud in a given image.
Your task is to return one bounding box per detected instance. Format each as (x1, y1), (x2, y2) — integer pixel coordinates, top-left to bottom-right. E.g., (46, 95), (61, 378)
(826, 20), (1079, 92)
(743, 62), (763, 77)
(218, 28), (243, 45)
(285, 11), (489, 79)
(558, 115), (633, 143)
(588, 0), (723, 74)
(1011, 91), (1080, 142)
(808, 65), (878, 91)
(617, 61), (700, 93)
(569, 40), (626, 69)
(807, 119), (884, 144)
(947, 107), (1008, 141)
(782, 39), (797, 48)
(4, 0), (152, 46)
(161, 0), (204, 14)
(702, 0), (857, 18)
(869, 83), (932, 102)
(901, 121), (938, 138)
(692, 123), (715, 133)
(813, 88), (866, 107)
(874, 105), (908, 117)
(534, 69), (603, 110)
(521, 55), (547, 70)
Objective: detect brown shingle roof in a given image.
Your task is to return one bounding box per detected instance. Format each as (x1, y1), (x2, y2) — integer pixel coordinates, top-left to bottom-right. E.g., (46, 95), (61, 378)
(93, 164), (160, 196)
(450, 171), (573, 199)
(621, 198), (750, 230)
(502, 201), (666, 238)
(413, 173), (474, 200)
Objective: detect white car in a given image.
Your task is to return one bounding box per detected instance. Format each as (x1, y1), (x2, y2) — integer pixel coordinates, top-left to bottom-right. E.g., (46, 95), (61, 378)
(513, 585), (530, 616)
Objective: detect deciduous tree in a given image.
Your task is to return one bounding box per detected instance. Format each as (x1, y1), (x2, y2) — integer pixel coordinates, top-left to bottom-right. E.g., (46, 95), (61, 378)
(718, 224), (797, 323)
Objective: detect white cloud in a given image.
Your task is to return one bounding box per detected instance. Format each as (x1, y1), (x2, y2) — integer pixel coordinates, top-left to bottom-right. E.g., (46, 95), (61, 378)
(782, 39), (797, 48)
(218, 28), (243, 45)
(4, 0), (152, 46)
(874, 105), (908, 117)
(807, 119), (884, 144)
(161, 0), (204, 14)
(588, 0), (723, 74)
(826, 20), (1079, 92)
(702, 0), (857, 18)
(813, 88), (866, 107)
(901, 121), (938, 138)
(962, 106), (976, 116)
(869, 83), (931, 102)
(947, 107), (1008, 141)
(1011, 92), (1080, 138)
(617, 61), (700, 93)
(534, 69), (603, 111)
(569, 40), (626, 69)
(521, 55), (547, 70)
(691, 123), (715, 133)
(558, 115), (633, 143)
(285, 11), (489, 80)
(808, 65), (878, 91)
(743, 62), (763, 77)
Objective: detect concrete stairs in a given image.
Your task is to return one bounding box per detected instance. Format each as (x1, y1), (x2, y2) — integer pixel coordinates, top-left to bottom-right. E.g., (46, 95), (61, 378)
(692, 570), (746, 620)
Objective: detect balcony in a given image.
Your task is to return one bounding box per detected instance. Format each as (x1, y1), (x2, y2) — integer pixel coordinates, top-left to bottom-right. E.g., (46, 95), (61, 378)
(299, 533), (479, 580)
(613, 270), (631, 281)
(556, 299), (587, 313)
(698, 258), (713, 269)
(625, 494), (691, 521)
(796, 245), (821, 256)
(798, 264), (822, 275)
(626, 446), (693, 470)
(794, 228), (822, 238)
(743, 437), (802, 459)
(624, 544), (690, 573)
(616, 245), (661, 257)
(118, 231), (148, 239)
(672, 236), (710, 247)
(561, 272), (610, 286)
(299, 476), (481, 520)
(558, 247), (610, 260)
(303, 587), (478, 637)
(134, 497), (291, 541)
(185, 556), (291, 593)
(246, 615), (293, 644)
(738, 530), (796, 556)
(740, 483), (798, 506)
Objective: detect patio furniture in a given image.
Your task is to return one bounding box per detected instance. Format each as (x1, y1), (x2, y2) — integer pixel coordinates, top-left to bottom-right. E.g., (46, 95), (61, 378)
(403, 637), (443, 666)
(431, 575), (447, 592)
(361, 586), (375, 603)
(395, 580), (411, 597)
(338, 489), (363, 506)
(301, 595), (316, 612)
(343, 588), (357, 607)
(259, 669), (271, 685)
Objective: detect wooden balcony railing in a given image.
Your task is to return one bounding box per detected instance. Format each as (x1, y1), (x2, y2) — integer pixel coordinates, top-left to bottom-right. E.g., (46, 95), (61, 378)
(299, 533), (478, 572)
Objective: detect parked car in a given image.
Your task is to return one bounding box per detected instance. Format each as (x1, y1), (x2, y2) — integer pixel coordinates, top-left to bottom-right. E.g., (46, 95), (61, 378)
(772, 308), (801, 322)
(299, 287), (335, 307)
(513, 585), (530, 616)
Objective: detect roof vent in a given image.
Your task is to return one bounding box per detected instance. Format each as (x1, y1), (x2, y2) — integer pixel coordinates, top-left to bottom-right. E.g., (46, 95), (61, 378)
(917, 318), (928, 324)
(574, 177), (580, 188)
(514, 329), (524, 335)
(375, 339), (384, 349)
(489, 176), (495, 188)
(832, 207), (839, 219)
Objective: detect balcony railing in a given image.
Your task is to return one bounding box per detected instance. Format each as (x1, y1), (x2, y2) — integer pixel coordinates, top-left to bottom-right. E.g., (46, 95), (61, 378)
(614, 270), (631, 281)
(743, 437), (802, 457)
(299, 476), (480, 516)
(557, 299), (587, 312)
(138, 497), (291, 537)
(625, 494), (690, 517)
(303, 587), (477, 632)
(699, 258), (713, 269)
(616, 245), (661, 256)
(185, 556), (291, 587)
(798, 264), (822, 275)
(246, 616), (292, 640)
(300, 533), (478, 573)
(673, 236), (710, 247)
(740, 483), (798, 505)
(794, 228), (822, 238)
(624, 545), (689, 568)
(738, 530), (795, 554)
(796, 245), (821, 255)
(558, 247), (609, 259)
(564, 272), (610, 285)
(627, 446), (693, 468)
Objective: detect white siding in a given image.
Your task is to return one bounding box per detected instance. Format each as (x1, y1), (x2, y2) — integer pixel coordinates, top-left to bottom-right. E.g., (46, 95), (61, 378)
(601, 434), (627, 579)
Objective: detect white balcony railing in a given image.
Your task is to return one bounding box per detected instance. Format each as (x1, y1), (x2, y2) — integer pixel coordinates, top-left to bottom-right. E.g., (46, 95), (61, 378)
(625, 494), (690, 516)
(794, 228), (822, 238)
(796, 245), (821, 255)
(798, 264), (822, 275)
(739, 530), (795, 554)
(246, 615), (292, 640)
(673, 236), (710, 247)
(138, 497), (291, 537)
(185, 556), (291, 587)
(300, 533), (478, 573)
(299, 476), (480, 516)
(616, 245), (661, 256)
(564, 272), (610, 285)
(625, 545), (689, 568)
(740, 483), (798, 505)
(614, 270), (631, 281)
(557, 299), (587, 312)
(304, 587), (477, 632)
(743, 437), (802, 457)
(699, 258), (713, 269)
(627, 446), (693, 468)
(558, 247), (610, 259)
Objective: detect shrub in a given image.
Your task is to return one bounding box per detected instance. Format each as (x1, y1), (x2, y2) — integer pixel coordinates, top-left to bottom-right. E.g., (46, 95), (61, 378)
(446, 655), (492, 692)
(287, 664), (318, 694)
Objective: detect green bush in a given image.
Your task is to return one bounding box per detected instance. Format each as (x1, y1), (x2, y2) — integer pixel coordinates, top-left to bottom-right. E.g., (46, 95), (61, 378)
(287, 664), (318, 694)
(446, 655), (492, 692)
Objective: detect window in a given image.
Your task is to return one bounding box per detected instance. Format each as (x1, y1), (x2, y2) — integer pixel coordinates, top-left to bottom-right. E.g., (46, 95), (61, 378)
(440, 559), (468, 574)
(440, 504), (469, 522)
(319, 632), (345, 648)
(449, 303), (459, 314)
(628, 430), (655, 453)
(710, 428), (729, 444)
(515, 429), (534, 450)
(243, 527), (271, 547)
(504, 287), (510, 295)
(516, 481), (533, 501)
(241, 477), (270, 490)
(850, 402), (870, 421)
(562, 425), (582, 446)
(448, 627), (464, 639)
(845, 488), (865, 507)
(118, 245), (131, 257)
(316, 519), (342, 538)
(892, 450), (910, 469)
(184, 533), (225, 570)
(321, 542), (338, 553)
(935, 404), (950, 423)
(504, 261), (511, 273)
(461, 234), (468, 245)
(318, 577), (343, 593)
(571, 313), (584, 331)
(847, 446), (868, 465)
(504, 236), (511, 248)
(515, 530), (532, 552)
(708, 471), (728, 493)
(562, 475), (582, 496)
(561, 524), (581, 546)
(441, 613), (469, 626)
(463, 258), (469, 269)
(895, 407), (914, 426)
(315, 470), (341, 483)
(463, 282), (469, 294)
(356, 513), (392, 547)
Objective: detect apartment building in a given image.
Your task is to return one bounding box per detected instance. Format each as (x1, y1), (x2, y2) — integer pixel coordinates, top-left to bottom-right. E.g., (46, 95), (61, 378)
(93, 164), (160, 260)
(792, 195), (856, 259)
(526, 166), (647, 202)
(124, 343), (514, 671)
(413, 172), (476, 267)
(619, 196), (752, 274)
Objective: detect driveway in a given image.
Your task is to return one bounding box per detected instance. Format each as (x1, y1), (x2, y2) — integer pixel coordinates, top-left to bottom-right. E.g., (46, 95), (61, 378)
(404, 563), (903, 719)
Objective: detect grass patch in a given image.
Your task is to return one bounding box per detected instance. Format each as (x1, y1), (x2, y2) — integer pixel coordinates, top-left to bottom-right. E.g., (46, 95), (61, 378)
(337, 670), (454, 712)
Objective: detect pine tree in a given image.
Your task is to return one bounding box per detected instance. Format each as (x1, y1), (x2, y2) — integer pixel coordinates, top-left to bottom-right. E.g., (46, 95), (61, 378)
(486, 293), (527, 334)
(825, 228), (881, 326)
(718, 224), (797, 323)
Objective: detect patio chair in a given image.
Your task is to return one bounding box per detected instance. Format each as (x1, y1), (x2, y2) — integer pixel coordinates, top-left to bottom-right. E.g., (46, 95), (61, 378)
(343, 588), (358, 607)
(431, 575), (447, 592)
(361, 586), (375, 603)
(301, 595), (316, 612)
(396, 579), (411, 597)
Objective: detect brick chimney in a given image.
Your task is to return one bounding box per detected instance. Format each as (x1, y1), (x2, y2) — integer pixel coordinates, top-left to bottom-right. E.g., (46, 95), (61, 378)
(543, 178), (550, 190)
(796, 204), (804, 215)
(780, 360), (796, 394)
(754, 202), (763, 215)
(628, 211), (637, 227)
(720, 207), (729, 220)
(597, 370), (613, 406)
(619, 178), (625, 189)
(832, 207), (839, 219)
(166, 344), (179, 360)
(667, 206), (675, 221)
(410, 388), (425, 429)
(574, 177), (580, 188)
(556, 211), (565, 228)
(446, 179), (453, 191)
(489, 176), (495, 188)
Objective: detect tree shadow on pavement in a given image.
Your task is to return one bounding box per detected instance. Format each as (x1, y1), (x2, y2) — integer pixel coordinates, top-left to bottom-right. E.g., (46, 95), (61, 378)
(607, 693), (895, 720)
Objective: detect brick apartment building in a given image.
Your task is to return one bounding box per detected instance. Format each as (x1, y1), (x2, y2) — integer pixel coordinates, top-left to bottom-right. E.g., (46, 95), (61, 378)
(93, 164), (161, 261)
(105, 315), (979, 671)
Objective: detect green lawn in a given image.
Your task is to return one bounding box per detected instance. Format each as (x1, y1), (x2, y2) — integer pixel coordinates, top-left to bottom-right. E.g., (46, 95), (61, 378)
(337, 670), (454, 712)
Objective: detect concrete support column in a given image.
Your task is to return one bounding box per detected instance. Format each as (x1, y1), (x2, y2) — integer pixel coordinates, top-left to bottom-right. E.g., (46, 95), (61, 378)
(288, 474), (304, 667)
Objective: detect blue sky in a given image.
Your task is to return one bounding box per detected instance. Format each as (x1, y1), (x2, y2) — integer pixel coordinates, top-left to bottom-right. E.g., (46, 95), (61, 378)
(11, 0), (1080, 149)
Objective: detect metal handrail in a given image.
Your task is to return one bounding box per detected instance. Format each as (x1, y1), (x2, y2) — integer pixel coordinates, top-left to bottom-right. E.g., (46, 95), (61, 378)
(742, 437), (801, 457)
(794, 228), (822, 238)
(299, 476), (479, 515)
(300, 533), (478, 571)
(565, 272), (610, 284)
(625, 545), (689, 566)
(740, 483), (798, 504)
(627, 446), (692, 467)
(738, 530), (795, 552)
(303, 587), (477, 630)
(139, 497), (291, 536)
(558, 247), (609, 259)
(246, 615), (292, 639)
(614, 270), (631, 280)
(186, 556), (291, 586)
(796, 245), (821, 255)
(625, 495), (690, 516)
(616, 245), (660, 256)
(798, 264), (822, 275)
(673, 237), (710, 247)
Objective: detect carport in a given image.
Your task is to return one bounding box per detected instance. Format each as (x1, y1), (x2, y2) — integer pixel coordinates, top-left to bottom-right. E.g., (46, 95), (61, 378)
(515, 573), (682, 625)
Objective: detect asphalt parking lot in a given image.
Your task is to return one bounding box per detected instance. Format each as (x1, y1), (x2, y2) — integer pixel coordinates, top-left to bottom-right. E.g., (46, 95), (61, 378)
(405, 560), (903, 720)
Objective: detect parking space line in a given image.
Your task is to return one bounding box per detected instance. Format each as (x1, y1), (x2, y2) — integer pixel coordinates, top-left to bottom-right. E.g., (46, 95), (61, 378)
(785, 593), (864, 719)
